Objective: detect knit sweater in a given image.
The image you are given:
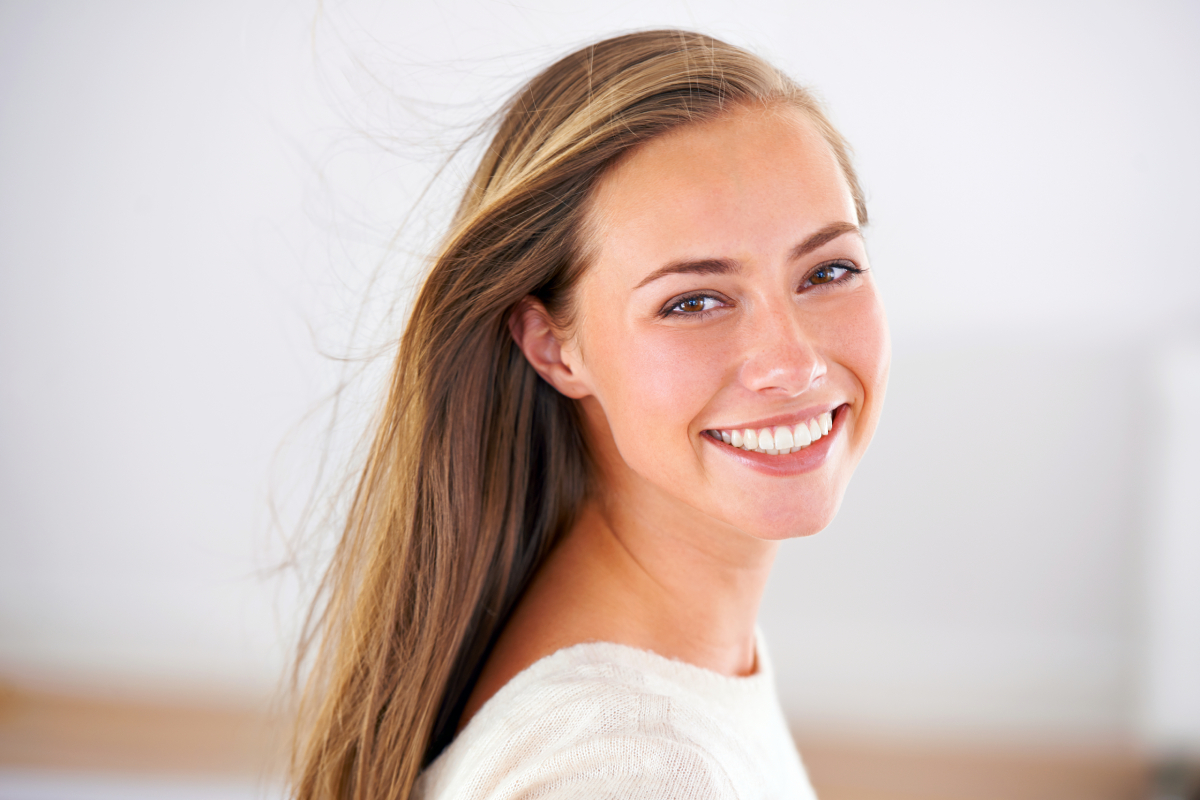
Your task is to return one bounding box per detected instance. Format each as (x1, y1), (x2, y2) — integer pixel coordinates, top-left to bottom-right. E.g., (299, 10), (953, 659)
(413, 633), (817, 799)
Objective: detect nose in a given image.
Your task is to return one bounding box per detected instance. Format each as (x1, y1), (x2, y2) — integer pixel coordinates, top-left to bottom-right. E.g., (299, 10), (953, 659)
(737, 300), (826, 396)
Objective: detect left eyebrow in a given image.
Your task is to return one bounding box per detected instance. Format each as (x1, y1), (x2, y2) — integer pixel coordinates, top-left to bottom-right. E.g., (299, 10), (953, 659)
(633, 221), (862, 290)
(789, 221), (862, 261)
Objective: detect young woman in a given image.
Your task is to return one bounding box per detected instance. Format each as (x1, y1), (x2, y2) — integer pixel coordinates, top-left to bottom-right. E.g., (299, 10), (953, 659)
(292, 29), (889, 800)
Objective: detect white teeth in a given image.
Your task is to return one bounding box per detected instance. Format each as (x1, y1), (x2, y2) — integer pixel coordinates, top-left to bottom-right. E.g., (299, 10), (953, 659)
(711, 410), (836, 456)
(757, 428), (774, 450)
(793, 422), (811, 447)
(774, 426), (795, 450)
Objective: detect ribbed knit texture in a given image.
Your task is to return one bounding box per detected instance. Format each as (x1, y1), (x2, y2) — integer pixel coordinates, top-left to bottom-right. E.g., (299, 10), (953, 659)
(414, 632), (816, 799)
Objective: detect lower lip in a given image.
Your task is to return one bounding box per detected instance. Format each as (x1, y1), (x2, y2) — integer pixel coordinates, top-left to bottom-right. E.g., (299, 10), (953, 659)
(703, 405), (847, 476)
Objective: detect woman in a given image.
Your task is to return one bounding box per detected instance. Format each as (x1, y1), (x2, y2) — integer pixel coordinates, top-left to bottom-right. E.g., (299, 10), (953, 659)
(291, 29), (889, 800)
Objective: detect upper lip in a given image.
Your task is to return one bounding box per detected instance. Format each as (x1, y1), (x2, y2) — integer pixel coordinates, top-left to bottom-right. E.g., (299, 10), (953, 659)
(704, 403), (844, 432)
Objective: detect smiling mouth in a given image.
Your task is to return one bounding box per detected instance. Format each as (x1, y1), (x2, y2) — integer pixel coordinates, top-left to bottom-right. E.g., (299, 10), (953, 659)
(704, 408), (838, 456)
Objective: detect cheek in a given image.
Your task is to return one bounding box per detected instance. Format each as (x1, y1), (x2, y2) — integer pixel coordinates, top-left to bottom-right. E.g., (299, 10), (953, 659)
(588, 323), (729, 459)
(855, 295), (891, 399)
(829, 291), (891, 435)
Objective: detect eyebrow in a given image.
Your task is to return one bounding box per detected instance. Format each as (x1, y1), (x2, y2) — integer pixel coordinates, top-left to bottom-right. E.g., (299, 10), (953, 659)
(633, 222), (862, 289)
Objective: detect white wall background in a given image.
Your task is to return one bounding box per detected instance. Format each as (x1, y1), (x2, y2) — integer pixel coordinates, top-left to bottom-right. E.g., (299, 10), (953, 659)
(1, 0), (1198, 747)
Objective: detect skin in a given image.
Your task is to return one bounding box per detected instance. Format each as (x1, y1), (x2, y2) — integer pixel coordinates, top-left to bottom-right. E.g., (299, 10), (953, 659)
(460, 102), (890, 728)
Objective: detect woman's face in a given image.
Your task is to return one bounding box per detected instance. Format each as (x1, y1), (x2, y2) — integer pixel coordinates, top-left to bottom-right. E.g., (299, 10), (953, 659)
(549, 104), (889, 541)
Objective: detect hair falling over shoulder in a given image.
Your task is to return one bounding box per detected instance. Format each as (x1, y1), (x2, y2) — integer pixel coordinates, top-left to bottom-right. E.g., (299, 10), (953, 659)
(289, 29), (866, 800)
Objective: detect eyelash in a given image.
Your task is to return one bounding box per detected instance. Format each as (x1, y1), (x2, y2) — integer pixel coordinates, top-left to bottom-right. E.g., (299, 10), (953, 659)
(659, 260), (864, 318)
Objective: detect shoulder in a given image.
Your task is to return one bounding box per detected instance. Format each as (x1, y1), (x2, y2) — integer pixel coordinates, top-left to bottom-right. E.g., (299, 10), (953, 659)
(415, 643), (741, 800)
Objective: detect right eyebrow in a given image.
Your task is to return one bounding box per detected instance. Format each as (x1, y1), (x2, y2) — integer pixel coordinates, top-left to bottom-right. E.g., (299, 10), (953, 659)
(633, 257), (740, 290)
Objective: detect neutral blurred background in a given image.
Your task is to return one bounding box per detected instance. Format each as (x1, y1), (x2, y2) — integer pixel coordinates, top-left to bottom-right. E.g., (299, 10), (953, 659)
(2, 1), (1198, 798)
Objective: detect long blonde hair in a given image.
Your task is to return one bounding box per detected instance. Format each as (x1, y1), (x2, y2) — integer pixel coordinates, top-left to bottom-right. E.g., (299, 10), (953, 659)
(291, 29), (866, 800)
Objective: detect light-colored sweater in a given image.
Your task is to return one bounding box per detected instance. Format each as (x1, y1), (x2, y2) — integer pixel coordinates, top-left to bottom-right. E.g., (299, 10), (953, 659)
(414, 633), (817, 799)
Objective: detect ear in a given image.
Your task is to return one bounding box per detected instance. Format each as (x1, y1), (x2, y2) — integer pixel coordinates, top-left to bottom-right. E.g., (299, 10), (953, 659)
(508, 297), (592, 399)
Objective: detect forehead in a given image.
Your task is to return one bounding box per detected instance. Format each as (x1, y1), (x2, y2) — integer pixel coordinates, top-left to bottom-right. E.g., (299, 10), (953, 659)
(584, 105), (857, 278)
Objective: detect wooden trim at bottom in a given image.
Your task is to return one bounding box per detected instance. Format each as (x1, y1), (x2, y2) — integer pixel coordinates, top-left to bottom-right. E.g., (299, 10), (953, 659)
(0, 683), (286, 778)
(0, 683), (1168, 799)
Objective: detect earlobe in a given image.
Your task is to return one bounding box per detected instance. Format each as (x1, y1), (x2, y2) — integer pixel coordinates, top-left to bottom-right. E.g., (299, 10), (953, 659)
(508, 298), (591, 399)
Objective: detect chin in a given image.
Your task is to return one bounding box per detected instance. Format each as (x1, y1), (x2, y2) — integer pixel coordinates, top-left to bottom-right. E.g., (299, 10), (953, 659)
(737, 487), (848, 542)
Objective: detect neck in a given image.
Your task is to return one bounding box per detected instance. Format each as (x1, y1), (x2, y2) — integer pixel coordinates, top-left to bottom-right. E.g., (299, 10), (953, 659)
(514, 418), (781, 676)
(458, 466), (777, 729)
(568, 495), (777, 675)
